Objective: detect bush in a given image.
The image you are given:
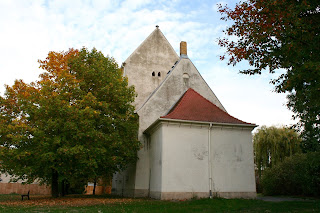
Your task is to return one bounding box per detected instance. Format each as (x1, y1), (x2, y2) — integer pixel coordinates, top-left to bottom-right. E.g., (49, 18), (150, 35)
(261, 152), (320, 196)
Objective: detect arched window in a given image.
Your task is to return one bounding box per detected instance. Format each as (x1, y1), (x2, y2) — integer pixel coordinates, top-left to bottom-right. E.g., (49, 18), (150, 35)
(152, 71), (155, 76)
(183, 73), (190, 87)
(158, 72), (161, 77)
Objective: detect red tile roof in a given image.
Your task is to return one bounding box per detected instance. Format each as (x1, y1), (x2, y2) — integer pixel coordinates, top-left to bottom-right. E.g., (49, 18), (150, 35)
(161, 88), (254, 125)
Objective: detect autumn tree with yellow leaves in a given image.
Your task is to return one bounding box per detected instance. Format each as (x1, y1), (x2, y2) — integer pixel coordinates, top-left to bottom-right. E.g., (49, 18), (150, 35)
(0, 48), (140, 197)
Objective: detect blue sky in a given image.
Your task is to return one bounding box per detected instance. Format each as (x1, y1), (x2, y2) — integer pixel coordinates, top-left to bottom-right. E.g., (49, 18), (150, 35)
(0, 0), (295, 128)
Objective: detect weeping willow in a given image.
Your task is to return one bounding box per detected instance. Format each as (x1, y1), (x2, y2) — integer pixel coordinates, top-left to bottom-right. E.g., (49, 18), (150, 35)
(254, 126), (302, 179)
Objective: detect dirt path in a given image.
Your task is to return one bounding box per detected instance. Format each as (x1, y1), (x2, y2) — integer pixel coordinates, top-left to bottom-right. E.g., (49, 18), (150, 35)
(257, 196), (313, 202)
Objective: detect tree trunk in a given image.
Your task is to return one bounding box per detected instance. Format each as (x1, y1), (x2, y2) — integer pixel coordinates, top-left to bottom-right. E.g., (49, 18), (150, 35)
(93, 179), (97, 195)
(61, 180), (65, 197)
(51, 169), (59, 198)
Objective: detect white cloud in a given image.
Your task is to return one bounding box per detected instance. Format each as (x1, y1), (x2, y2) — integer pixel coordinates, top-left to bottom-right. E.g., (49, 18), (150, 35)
(0, 0), (295, 127)
(121, 0), (152, 10)
(202, 64), (296, 127)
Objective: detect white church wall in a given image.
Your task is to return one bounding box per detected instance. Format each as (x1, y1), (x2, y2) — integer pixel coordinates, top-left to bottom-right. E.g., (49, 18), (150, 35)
(210, 126), (256, 198)
(148, 123), (163, 199)
(116, 27), (255, 199)
(160, 122), (209, 200)
(123, 27), (179, 110)
(144, 119), (257, 200)
(134, 57), (227, 196)
(132, 135), (150, 197)
(121, 28), (178, 197)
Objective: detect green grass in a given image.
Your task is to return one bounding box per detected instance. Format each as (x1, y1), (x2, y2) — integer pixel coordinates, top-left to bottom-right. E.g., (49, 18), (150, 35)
(0, 194), (319, 213)
(0, 193), (22, 202)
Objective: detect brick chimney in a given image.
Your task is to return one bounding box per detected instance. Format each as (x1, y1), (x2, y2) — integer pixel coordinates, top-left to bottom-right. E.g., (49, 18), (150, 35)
(180, 41), (187, 57)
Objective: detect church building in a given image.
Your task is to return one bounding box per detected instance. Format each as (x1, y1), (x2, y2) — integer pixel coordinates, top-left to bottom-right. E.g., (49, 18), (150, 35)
(112, 26), (257, 200)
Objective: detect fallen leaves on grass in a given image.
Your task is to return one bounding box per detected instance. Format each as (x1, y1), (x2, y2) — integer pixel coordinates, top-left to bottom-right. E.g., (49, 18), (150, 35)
(0, 195), (141, 207)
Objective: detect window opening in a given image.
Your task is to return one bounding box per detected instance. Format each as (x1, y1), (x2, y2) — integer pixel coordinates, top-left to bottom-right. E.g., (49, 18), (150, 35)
(183, 73), (190, 87)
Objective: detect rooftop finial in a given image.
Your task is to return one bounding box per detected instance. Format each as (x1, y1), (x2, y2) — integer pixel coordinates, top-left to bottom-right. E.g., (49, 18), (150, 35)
(156, 25), (159, 28)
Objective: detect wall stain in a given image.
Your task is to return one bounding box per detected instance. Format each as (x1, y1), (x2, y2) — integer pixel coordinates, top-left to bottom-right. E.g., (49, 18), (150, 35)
(192, 146), (208, 160)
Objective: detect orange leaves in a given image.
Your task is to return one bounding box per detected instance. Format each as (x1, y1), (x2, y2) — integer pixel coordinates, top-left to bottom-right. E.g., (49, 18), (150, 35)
(1, 47), (140, 194)
(0, 195), (138, 207)
(218, 0), (294, 69)
(219, 1), (320, 148)
(38, 49), (80, 88)
(38, 48), (79, 74)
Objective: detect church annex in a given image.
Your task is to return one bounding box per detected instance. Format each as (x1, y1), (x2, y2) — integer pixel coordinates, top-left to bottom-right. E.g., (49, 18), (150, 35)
(112, 26), (257, 200)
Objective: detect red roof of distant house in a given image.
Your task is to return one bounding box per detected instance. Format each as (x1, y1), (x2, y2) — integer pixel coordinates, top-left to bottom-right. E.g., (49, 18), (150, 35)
(161, 88), (254, 125)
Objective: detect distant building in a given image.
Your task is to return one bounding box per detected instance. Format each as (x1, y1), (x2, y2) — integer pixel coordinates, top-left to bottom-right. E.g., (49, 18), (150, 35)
(112, 26), (257, 200)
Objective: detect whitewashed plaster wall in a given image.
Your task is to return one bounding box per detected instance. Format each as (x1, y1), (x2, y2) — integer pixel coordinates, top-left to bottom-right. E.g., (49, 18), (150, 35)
(160, 122), (209, 199)
(134, 57), (226, 195)
(123, 28), (179, 110)
(116, 28), (228, 197)
(148, 124), (163, 199)
(210, 126), (256, 198)
(146, 120), (256, 200)
(113, 28), (178, 197)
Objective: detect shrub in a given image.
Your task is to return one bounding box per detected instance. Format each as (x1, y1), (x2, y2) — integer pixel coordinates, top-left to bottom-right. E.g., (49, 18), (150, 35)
(261, 152), (320, 196)
(253, 126), (301, 193)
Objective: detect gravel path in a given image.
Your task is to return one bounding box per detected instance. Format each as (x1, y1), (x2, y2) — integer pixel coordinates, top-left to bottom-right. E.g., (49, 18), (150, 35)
(257, 196), (312, 202)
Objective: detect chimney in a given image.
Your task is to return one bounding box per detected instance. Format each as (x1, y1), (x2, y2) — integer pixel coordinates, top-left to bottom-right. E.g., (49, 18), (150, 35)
(180, 41), (187, 58)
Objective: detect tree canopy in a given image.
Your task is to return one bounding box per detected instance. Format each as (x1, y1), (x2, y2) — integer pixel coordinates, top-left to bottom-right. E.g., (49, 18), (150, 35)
(0, 48), (140, 197)
(254, 126), (301, 180)
(261, 151), (320, 196)
(218, 0), (320, 151)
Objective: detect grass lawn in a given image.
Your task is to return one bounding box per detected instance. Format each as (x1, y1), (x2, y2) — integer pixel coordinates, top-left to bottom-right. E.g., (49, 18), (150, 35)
(0, 194), (319, 212)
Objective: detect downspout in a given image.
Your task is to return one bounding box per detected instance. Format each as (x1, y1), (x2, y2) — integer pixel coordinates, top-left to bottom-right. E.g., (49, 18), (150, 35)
(208, 123), (213, 198)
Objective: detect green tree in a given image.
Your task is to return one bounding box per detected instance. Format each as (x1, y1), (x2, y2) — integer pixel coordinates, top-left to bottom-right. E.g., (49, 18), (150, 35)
(0, 48), (140, 197)
(261, 151), (320, 196)
(254, 126), (301, 180)
(218, 0), (320, 151)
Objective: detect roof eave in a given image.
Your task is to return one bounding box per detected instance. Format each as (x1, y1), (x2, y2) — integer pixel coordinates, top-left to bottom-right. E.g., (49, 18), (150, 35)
(144, 117), (258, 134)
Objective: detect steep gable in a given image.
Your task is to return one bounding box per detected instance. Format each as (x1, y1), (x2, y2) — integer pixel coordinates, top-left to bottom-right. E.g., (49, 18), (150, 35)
(137, 50), (227, 137)
(162, 88), (253, 125)
(123, 26), (179, 108)
(137, 55), (226, 113)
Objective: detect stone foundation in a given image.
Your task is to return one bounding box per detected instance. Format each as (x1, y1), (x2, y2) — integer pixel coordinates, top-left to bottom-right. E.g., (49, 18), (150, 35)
(146, 190), (256, 200)
(214, 192), (257, 199)
(149, 191), (161, 199)
(133, 189), (148, 197)
(117, 188), (256, 200)
(160, 192), (209, 200)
